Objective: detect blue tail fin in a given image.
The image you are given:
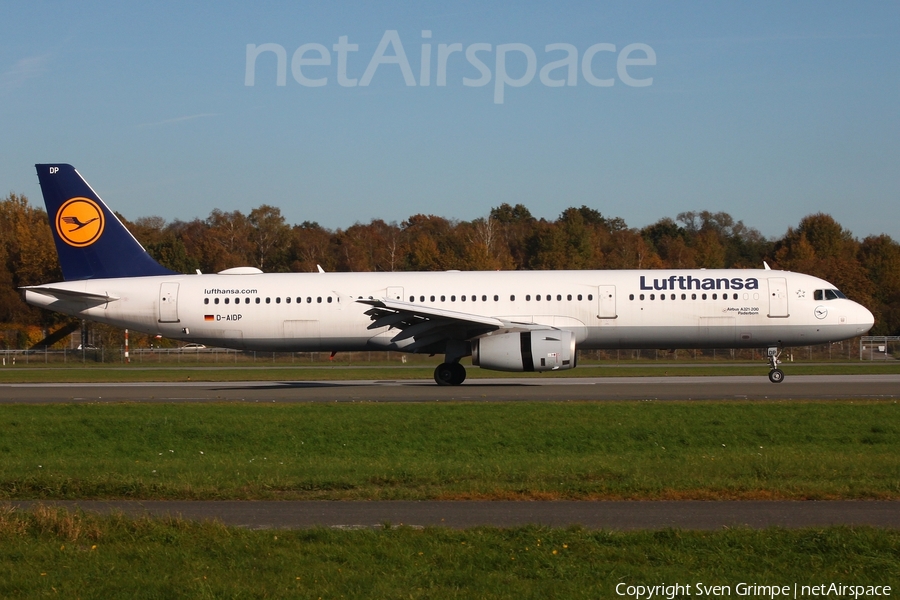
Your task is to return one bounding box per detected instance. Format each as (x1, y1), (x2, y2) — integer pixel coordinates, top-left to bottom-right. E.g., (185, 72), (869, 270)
(35, 164), (177, 281)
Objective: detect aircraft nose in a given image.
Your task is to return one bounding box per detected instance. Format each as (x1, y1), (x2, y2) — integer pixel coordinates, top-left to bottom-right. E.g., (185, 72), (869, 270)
(857, 303), (875, 334)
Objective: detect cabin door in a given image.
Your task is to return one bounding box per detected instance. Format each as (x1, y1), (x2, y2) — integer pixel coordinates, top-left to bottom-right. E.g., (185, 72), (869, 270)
(158, 283), (180, 323)
(597, 285), (617, 319)
(767, 278), (789, 318)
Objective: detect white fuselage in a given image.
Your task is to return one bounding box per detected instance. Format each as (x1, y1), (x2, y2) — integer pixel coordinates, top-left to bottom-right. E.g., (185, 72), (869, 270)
(25, 268), (874, 354)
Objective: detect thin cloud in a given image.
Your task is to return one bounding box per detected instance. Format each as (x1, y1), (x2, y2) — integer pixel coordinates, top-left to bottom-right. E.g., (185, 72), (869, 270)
(0, 54), (50, 93)
(137, 113), (220, 128)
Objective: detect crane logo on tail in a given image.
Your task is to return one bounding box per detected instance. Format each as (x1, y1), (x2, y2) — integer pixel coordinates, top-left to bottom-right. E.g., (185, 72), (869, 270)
(56, 197), (105, 247)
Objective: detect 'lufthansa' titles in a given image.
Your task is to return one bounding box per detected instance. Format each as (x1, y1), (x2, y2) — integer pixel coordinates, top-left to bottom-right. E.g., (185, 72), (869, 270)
(639, 275), (759, 291)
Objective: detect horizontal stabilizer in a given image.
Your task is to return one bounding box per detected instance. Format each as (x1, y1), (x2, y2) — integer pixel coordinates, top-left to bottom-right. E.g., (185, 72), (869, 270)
(22, 285), (120, 304)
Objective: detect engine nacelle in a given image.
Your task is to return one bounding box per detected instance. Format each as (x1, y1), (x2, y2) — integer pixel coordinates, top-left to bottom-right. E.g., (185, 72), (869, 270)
(472, 330), (576, 372)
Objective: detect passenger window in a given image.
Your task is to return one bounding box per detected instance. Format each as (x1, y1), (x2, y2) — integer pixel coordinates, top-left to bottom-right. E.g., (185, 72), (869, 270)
(214, 298), (220, 305)
(441, 295), (445, 302)
(510, 295), (515, 301)
(225, 298), (230, 304)
(307, 297), (312, 304)
(255, 298), (261, 304)
(639, 294), (645, 300)
(629, 294), (634, 300)
(430, 295), (435, 302)
(670, 294), (675, 300)
(276, 297), (281, 304)
(691, 294), (697, 300)
(660, 294), (665, 301)
(733, 293), (738, 300)
(327, 297), (332, 303)
(567, 294), (572, 301)
(484, 295), (489, 301)
(317, 297), (322, 303)
(265, 298), (271, 304)
(526, 295), (531, 301)
(410, 296), (414, 302)
(712, 294), (717, 300)
(461, 295), (466, 302)
(536, 295), (541, 301)
(204, 298), (209, 305)
(451, 295), (456, 302)
(296, 297), (301, 303)
(246, 298), (250, 304)
(650, 294), (655, 300)
(588, 294), (593, 301)
(702, 294), (707, 300)
(577, 294), (583, 301)
(681, 294), (686, 300)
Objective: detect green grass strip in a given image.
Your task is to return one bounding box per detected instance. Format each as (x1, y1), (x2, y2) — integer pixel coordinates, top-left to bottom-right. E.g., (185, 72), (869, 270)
(0, 505), (897, 599)
(1, 401), (898, 500)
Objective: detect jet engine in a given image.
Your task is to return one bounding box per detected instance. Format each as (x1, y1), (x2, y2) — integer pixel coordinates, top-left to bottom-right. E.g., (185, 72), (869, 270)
(472, 330), (576, 372)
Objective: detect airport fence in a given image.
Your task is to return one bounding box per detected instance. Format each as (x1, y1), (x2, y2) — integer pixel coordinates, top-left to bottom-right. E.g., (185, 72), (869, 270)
(859, 336), (900, 361)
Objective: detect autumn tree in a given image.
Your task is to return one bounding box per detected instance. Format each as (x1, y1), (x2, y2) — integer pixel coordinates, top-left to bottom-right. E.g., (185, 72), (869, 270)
(773, 213), (873, 305)
(858, 234), (900, 335)
(202, 209), (255, 271)
(0, 194), (60, 324)
(288, 221), (336, 272)
(489, 203), (535, 269)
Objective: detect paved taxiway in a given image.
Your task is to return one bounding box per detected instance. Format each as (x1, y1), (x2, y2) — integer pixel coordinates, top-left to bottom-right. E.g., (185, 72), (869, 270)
(4, 374), (897, 530)
(9, 500), (900, 530)
(0, 374), (898, 403)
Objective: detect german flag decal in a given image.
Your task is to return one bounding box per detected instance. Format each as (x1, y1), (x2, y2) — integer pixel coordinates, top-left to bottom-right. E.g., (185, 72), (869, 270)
(204, 315), (214, 321)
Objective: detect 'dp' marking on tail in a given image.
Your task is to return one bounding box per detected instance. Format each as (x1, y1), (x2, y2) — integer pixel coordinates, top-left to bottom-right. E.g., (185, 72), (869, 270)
(56, 197), (105, 247)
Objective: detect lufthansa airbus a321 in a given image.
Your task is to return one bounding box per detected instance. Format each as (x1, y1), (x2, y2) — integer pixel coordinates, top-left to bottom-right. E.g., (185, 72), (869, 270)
(24, 164), (874, 385)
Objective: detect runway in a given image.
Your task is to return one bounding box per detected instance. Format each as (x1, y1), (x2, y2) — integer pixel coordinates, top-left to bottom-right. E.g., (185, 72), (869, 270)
(8, 500), (899, 530)
(0, 374), (897, 403)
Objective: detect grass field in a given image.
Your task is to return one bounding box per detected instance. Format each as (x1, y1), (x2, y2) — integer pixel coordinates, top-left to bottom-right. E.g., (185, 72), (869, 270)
(1, 401), (897, 501)
(0, 505), (897, 599)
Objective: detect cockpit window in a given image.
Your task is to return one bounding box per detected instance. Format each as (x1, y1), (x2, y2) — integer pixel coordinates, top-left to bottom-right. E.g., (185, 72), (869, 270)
(815, 289), (847, 301)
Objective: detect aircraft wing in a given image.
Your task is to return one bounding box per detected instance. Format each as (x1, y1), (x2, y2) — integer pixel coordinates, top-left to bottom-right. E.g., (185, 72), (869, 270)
(357, 298), (515, 352)
(21, 286), (120, 304)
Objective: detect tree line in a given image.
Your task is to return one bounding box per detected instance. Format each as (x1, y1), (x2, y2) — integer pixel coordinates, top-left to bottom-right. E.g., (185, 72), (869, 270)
(1, 192), (898, 344)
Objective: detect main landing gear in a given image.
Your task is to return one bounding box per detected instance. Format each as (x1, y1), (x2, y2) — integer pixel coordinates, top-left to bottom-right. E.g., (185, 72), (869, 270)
(767, 347), (785, 383)
(434, 362), (466, 386)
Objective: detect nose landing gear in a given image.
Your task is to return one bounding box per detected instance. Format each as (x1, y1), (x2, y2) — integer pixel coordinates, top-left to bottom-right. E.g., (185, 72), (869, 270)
(767, 347), (784, 383)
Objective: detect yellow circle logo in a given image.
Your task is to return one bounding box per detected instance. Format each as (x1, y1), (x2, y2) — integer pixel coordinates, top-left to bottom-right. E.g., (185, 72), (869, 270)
(56, 197), (105, 247)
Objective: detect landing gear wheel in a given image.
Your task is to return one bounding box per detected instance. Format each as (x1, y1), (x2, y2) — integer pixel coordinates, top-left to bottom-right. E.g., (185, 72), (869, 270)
(766, 347), (784, 384)
(434, 362), (466, 386)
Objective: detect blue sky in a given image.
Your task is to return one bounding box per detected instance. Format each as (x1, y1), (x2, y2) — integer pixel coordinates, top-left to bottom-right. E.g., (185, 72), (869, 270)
(2, 1), (898, 239)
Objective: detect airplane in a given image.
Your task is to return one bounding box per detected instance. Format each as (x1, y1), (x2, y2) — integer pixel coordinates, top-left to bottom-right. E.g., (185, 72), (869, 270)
(24, 164), (874, 385)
